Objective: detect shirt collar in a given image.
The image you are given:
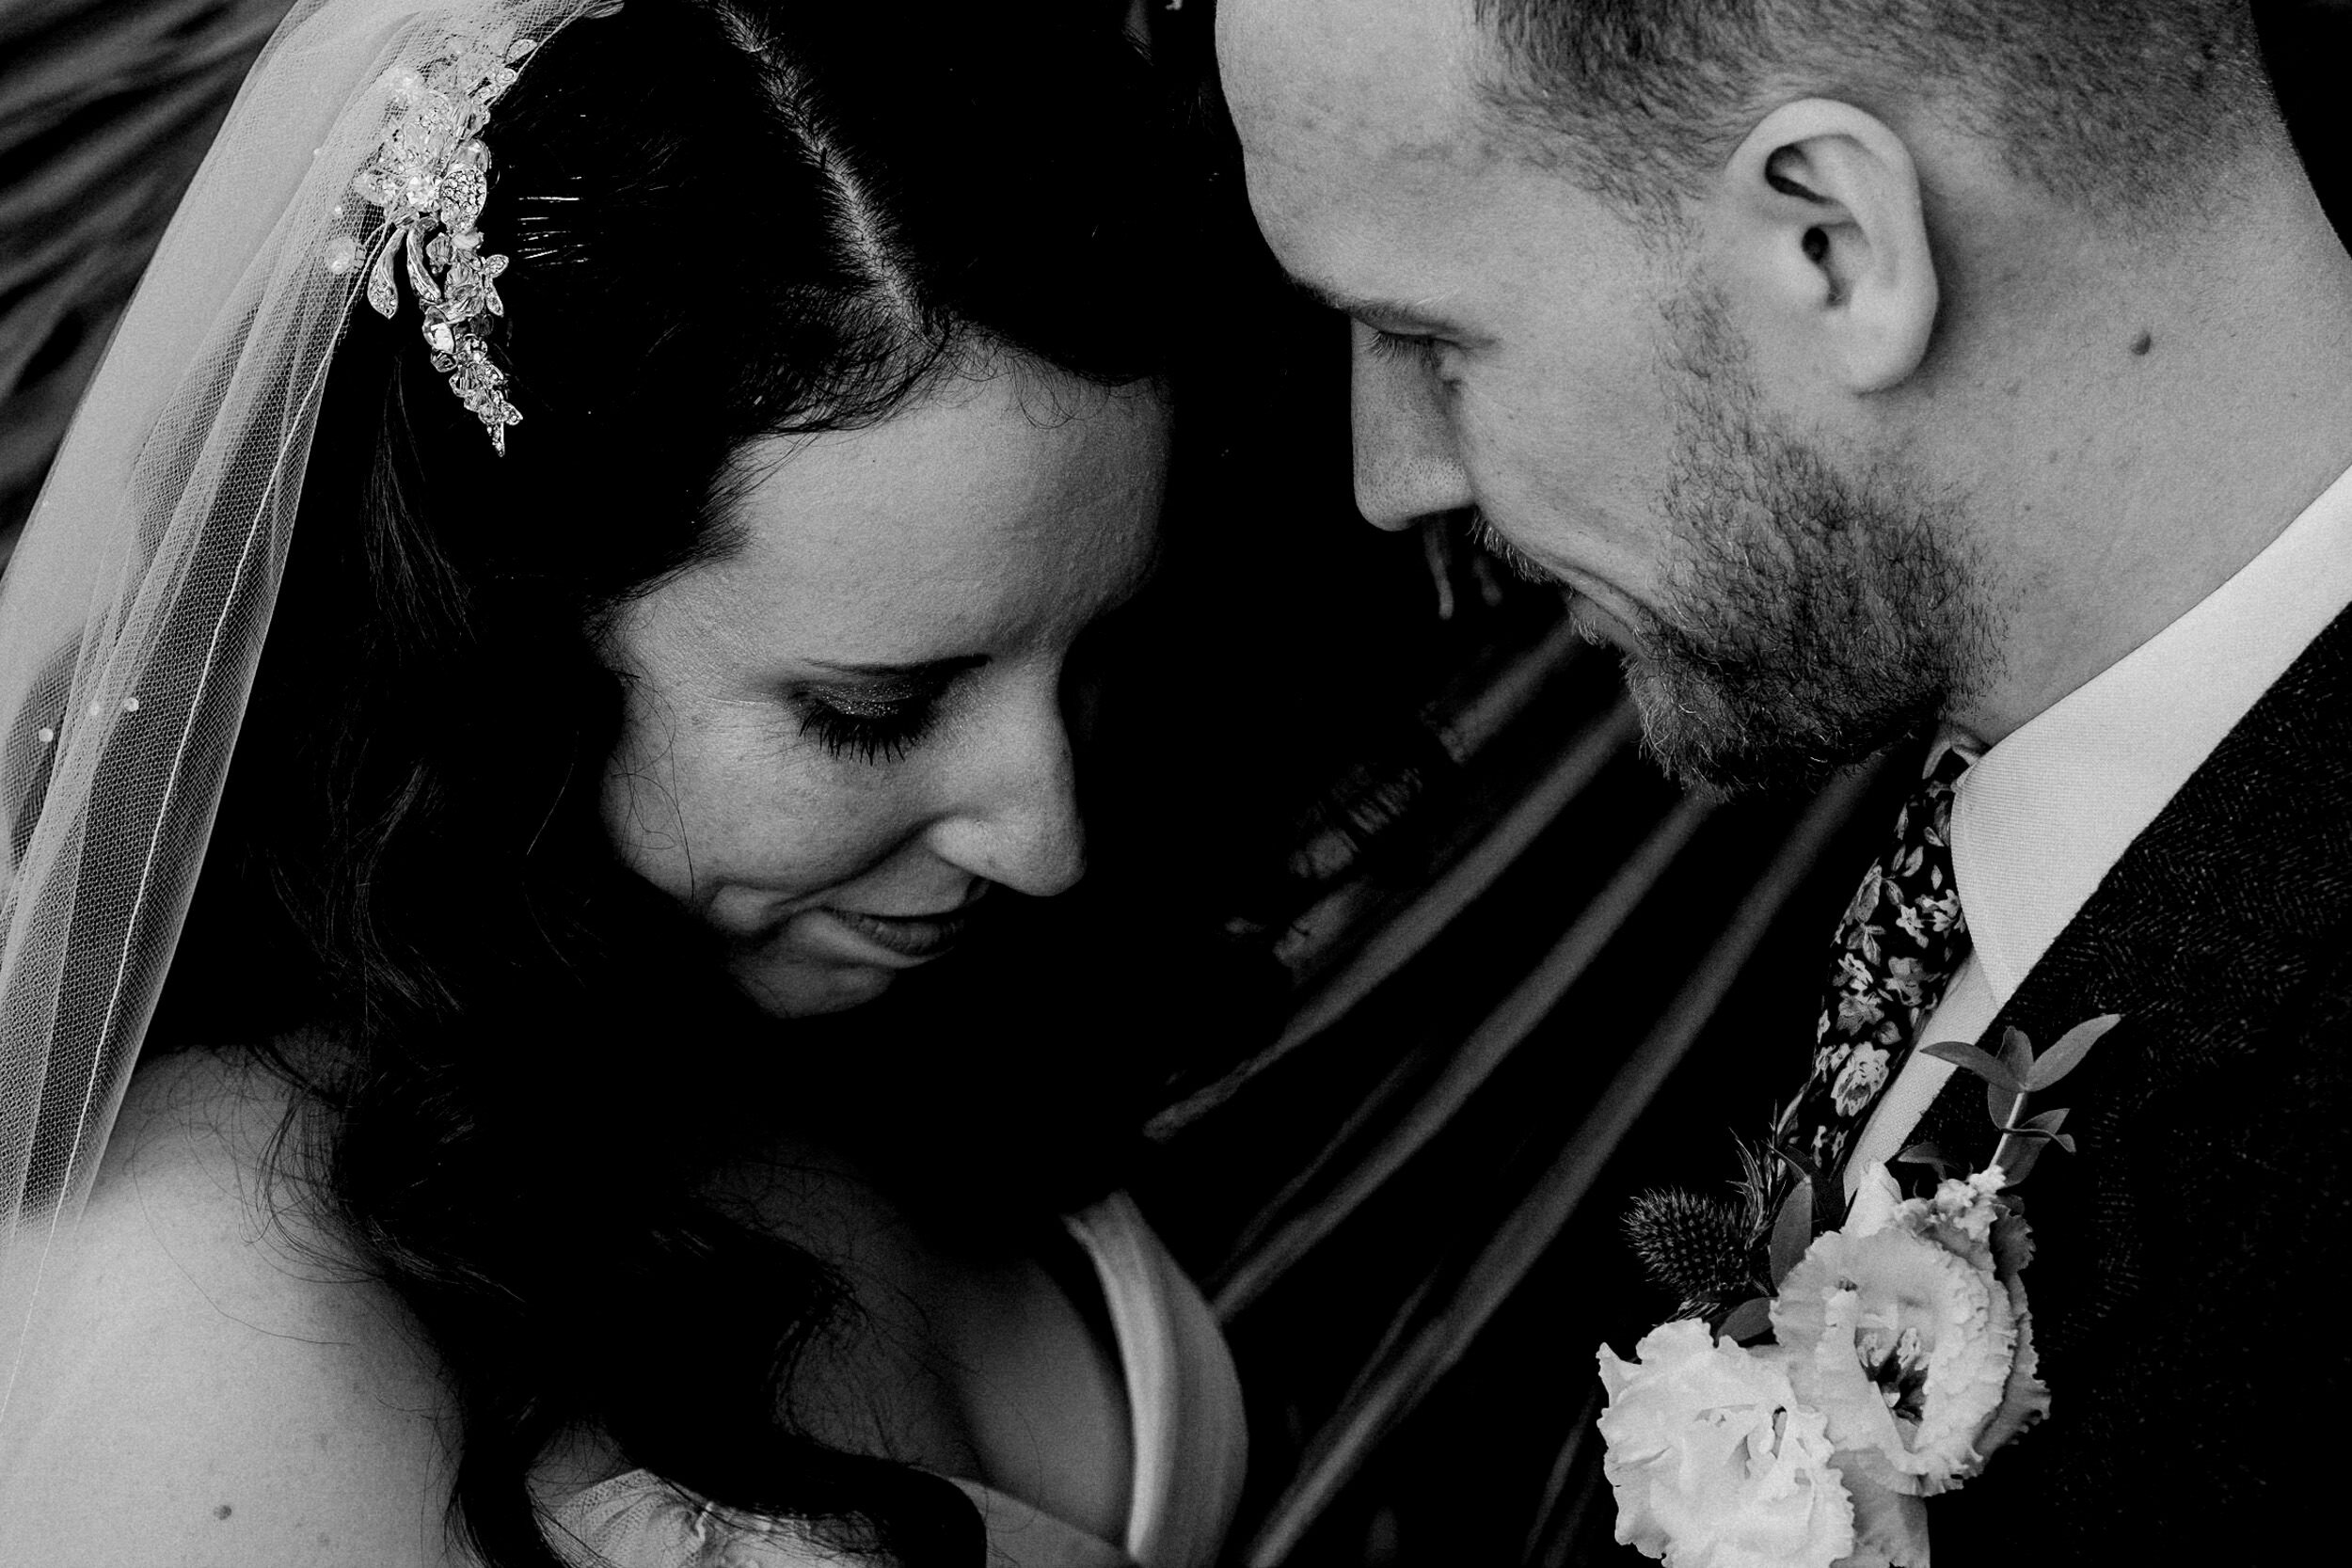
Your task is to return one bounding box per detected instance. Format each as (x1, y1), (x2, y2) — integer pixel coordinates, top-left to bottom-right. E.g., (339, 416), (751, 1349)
(1948, 460), (2352, 1002)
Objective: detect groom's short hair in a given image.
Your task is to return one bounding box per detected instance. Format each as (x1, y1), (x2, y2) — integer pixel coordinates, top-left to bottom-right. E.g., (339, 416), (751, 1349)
(1473, 0), (2280, 220)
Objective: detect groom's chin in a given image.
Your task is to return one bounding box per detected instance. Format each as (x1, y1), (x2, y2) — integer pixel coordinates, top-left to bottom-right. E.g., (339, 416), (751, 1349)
(1621, 656), (1883, 801)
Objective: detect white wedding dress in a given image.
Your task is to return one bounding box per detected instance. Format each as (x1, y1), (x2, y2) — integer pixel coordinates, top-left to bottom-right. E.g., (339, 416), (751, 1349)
(539, 1195), (1248, 1568)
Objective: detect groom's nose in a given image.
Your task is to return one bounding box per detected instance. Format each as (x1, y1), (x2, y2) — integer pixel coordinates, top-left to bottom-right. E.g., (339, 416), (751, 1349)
(1349, 324), (1474, 531)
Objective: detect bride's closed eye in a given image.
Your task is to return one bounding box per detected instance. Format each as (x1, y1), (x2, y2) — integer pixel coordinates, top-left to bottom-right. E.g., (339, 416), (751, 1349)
(785, 656), (985, 767)
(790, 683), (948, 766)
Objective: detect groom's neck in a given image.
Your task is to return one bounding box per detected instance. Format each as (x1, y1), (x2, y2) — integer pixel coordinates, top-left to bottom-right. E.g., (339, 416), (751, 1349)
(1933, 154), (2352, 747)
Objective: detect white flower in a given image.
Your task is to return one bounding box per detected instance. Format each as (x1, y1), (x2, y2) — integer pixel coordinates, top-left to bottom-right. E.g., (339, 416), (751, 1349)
(1597, 1321), (1856, 1568)
(1838, 1468), (1931, 1568)
(1841, 1162), (1905, 1239)
(1770, 1165), (2020, 1496)
(1902, 1166), (2007, 1257)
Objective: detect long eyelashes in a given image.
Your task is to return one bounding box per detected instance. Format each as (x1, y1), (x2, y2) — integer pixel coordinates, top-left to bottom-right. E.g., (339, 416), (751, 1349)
(793, 693), (939, 766)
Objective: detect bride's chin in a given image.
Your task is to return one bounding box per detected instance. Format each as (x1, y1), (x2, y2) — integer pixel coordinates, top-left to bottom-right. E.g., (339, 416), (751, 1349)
(732, 955), (898, 1018)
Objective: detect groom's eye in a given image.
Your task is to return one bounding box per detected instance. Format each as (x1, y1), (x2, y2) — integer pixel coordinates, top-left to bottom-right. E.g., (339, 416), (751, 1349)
(1364, 325), (1444, 372)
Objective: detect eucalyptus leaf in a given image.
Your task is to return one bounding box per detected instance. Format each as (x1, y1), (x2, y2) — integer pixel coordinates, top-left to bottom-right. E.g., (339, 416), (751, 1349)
(1894, 1141), (1952, 1178)
(2054, 1132), (2078, 1154)
(2024, 1108), (2070, 1135)
(2002, 1133), (2050, 1187)
(1719, 1297), (1773, 1344)
(1771, 1137), (1826, 1188)
(1920, 1040), (2024, 1093)
(1999, 1025), (2036, 1085)
(1770, 1178), (1816, 1289)
(1986, 1070), (2019, 1131)
(2025, 1013), (2122, 1091)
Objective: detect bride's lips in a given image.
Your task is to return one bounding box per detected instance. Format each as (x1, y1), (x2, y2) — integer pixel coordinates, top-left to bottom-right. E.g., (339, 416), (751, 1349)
(804, 901), (980, 964)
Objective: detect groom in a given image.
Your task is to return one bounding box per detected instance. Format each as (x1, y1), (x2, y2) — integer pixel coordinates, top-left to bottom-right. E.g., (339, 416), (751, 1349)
(1217, 0), (2349, 1558)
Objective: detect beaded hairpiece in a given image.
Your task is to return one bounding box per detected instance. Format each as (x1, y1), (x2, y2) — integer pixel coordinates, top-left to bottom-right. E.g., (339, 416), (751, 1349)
(329, 28), (539, 453)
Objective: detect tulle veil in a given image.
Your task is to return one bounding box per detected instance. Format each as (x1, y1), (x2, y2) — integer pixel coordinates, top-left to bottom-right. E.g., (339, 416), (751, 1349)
(0, 0), (601, 1426)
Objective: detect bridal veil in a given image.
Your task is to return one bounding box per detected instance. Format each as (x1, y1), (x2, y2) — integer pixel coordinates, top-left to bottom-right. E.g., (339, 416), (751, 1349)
(0, 0), (599, 1421)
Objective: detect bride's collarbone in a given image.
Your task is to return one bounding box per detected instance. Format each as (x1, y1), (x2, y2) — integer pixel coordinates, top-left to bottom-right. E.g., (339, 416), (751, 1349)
(2, 1057), (1133, 1557)
(707, 1142), (1136, 1541)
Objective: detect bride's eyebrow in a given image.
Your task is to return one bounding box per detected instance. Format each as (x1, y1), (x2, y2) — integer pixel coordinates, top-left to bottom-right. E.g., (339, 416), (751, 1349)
(800, 655), (987, 682)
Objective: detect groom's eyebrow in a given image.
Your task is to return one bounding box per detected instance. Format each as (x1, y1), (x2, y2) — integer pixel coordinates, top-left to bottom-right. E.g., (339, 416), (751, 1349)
(1288, 275), (1461, 336)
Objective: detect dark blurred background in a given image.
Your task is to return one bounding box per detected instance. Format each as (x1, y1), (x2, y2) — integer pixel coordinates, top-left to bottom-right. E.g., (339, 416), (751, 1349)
(6, 2), (2350, 1564)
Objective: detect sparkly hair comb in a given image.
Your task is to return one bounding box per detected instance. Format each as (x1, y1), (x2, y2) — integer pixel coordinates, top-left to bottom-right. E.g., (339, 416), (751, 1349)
(329, 27), (540, 453)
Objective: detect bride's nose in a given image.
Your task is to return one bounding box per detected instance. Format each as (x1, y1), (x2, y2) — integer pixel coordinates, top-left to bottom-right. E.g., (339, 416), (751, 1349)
(923, 685), (1086, 897)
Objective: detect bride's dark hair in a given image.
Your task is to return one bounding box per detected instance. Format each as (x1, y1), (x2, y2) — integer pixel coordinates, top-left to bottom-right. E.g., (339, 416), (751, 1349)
(151, 3), (1184, 1564)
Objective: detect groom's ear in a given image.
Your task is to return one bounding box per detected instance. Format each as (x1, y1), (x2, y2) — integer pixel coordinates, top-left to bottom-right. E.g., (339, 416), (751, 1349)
(1709, 99), (1938, 394)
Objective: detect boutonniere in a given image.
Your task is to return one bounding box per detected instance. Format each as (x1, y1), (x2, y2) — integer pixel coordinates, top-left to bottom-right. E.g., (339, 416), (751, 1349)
(1595, 1014), (2122, 1568)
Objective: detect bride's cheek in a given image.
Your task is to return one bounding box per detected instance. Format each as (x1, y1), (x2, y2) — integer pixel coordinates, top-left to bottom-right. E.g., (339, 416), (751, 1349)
(604, 713), (941, 917)
(710, 779), (930, 905)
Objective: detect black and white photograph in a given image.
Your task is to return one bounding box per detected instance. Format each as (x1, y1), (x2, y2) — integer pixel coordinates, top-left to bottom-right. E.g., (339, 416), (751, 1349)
(2, 2), (2346, 1563)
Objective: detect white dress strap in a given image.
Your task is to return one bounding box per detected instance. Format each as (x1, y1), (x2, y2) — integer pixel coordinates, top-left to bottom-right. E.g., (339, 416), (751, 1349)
(541, 1195), (1248, 1568)
(1062, 1195), (1248, 1568)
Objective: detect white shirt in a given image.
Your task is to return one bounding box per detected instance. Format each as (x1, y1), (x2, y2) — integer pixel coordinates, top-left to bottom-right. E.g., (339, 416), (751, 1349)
(1844, 460), (2352, 1194)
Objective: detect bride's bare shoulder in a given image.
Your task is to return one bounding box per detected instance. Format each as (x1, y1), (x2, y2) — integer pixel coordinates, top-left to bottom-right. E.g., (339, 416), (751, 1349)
(0, 1050), (469, 1567)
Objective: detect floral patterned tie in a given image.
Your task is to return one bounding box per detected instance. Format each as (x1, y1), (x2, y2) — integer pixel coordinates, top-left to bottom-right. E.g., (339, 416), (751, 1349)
(1776, 744), (1975, 1180)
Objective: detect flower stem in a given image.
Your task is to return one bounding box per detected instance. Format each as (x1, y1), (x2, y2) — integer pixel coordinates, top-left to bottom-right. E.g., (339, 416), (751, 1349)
(1989, 1086), (2029, 1178)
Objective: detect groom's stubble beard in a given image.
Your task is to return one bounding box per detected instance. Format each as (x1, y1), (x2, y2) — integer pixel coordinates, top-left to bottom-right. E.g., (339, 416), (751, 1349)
(1609, 282), (2003, 797)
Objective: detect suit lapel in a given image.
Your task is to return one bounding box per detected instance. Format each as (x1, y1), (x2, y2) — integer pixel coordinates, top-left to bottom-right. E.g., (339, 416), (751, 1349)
(1907, 597), (2352, 1365)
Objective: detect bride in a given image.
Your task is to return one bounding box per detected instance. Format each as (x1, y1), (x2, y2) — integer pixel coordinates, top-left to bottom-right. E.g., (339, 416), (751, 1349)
(0, 3), (1243, 1565)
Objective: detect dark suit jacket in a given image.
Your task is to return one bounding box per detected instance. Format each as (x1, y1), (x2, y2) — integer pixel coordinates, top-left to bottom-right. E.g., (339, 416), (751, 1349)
(1907, 601), (2352, 1562)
